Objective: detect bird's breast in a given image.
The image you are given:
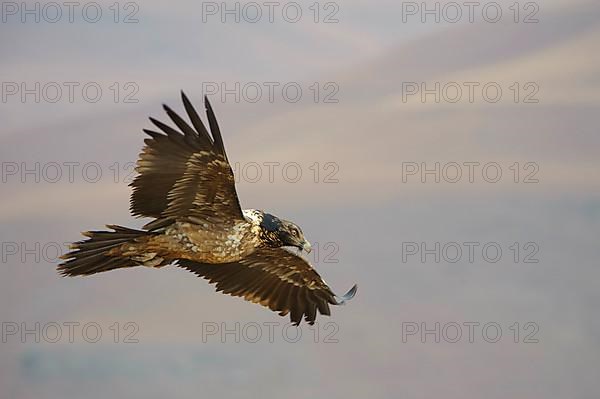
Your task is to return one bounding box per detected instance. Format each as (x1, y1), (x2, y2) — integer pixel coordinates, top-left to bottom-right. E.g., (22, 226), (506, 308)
(156, 221), (262, 264)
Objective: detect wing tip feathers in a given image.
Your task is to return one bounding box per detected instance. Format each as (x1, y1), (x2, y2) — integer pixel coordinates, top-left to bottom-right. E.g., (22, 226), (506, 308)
(336, 284), (358, 305)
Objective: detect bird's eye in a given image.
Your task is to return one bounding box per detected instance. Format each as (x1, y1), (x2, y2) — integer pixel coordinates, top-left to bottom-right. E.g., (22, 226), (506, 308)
(292, 229), (299, 237)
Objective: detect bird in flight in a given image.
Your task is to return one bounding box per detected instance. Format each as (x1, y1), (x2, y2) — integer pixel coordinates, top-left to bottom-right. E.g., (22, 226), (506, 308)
(59, 91), (356, 325)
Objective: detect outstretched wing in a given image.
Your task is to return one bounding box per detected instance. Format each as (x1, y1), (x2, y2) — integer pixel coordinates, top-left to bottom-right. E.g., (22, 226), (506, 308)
(129, 92), (243, 227)
(178, 248), (357, 325)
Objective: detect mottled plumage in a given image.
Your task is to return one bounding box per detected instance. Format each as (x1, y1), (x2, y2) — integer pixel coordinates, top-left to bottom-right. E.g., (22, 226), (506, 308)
(59, 91), (356, 325)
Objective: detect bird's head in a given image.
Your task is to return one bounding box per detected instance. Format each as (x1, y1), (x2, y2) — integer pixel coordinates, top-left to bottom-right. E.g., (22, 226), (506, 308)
(246, 210), (311, 253)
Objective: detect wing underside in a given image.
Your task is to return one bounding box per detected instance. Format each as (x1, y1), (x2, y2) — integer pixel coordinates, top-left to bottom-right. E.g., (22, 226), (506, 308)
(179, 247), (357, 325)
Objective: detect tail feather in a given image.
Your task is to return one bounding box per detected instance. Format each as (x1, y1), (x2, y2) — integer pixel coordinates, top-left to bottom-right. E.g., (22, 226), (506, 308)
(59, 225), (148, 276)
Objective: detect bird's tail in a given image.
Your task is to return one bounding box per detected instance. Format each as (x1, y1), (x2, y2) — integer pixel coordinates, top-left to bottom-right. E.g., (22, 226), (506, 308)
(58, 225), (160, 276)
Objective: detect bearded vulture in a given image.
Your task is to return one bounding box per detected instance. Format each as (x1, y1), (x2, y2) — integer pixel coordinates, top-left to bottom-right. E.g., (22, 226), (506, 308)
(59, 92), (357, 325)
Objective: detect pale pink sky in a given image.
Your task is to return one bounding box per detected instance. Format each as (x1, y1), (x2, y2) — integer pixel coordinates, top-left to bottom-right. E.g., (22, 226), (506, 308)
(1, 1), (599, 398)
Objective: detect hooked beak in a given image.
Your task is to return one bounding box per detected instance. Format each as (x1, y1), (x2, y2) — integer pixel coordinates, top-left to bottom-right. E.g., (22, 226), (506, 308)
(302, 240), (312, 254)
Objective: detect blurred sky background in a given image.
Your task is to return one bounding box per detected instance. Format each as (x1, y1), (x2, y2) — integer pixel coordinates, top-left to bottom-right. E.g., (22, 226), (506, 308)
(1, 0), (599, 397)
